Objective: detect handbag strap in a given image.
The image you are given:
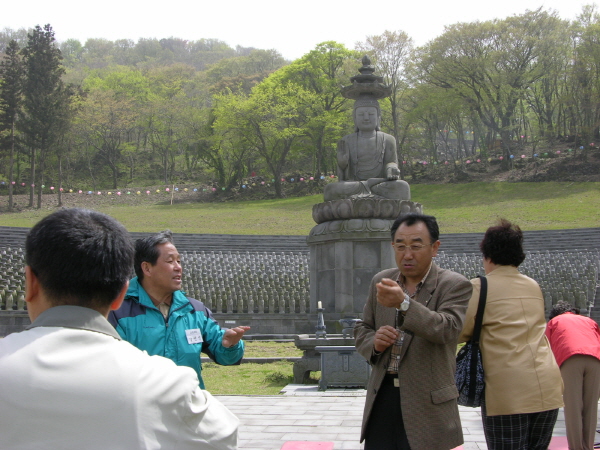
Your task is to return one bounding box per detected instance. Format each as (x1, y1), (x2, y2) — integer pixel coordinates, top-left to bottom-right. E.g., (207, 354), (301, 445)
(471, 275), (487, 344)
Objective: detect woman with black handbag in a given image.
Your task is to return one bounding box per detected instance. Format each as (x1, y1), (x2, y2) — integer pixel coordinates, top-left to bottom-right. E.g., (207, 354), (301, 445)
(459, 219), (563, 450)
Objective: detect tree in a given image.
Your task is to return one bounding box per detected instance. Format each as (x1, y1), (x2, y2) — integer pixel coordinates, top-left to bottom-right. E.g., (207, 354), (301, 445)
(273, 42), (359, 177)
(21, 24), (70, 208)
(0, 40), (24, 211)
(0, 28), (29, 53)
(417, 9), (566, 167)
(59, 39), (84, 68)
(205, 49), (286, 95)
(81, 38), (115, 68)
(194, 107), (252, 189)
(565, 5), (600, 149)
(75, 89), (138, 189)
(213, 80), (314, 197)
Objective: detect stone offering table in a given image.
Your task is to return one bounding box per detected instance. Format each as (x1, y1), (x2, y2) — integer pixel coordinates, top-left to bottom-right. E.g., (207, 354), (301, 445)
(316, 345), (370, 390)
(293, 334), (356, 383)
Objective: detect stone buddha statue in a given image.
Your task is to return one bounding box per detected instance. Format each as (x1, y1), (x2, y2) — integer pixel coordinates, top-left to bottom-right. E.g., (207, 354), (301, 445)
(311, 56), (421, 236)
(323, 95), (410, 202)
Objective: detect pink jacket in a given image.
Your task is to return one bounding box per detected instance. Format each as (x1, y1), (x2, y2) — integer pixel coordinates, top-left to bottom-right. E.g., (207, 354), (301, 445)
(546, 312), (600, 367)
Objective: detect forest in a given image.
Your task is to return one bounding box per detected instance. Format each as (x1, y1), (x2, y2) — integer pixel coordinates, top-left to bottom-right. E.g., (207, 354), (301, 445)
(1, 6), (600, 209)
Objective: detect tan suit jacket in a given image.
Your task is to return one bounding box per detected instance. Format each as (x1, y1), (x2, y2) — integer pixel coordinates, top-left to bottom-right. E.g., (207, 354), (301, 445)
(459, 265), (563, 416)
(355, 264), (472, 450)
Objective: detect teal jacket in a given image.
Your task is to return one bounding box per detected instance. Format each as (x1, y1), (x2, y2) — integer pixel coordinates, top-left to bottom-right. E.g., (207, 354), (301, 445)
(108, 277), (244, 388)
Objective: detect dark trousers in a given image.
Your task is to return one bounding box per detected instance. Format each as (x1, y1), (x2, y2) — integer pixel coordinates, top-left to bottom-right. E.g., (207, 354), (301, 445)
(364, 374), (411, 450)
(481, 400), (558, 450)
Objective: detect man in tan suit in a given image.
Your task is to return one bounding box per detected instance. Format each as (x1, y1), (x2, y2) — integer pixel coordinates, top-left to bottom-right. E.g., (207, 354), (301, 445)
(355, 213), (473, 450)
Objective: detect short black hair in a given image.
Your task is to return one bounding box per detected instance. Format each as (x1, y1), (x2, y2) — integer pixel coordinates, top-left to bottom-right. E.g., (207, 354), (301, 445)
(25, 208), (134, 310)
(390, 213), (440, 242)
(480, 219), (526, 267)
(548, 301), (578, 320)
(134, 230), (175, 281)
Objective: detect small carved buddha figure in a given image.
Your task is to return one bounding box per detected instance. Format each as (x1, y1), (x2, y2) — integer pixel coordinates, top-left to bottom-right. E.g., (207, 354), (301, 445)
(323, 97), (410, 202)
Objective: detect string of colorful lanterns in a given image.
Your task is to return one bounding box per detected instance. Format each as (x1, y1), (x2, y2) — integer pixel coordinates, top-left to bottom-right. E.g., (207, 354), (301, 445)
(0, 174), (335, 195)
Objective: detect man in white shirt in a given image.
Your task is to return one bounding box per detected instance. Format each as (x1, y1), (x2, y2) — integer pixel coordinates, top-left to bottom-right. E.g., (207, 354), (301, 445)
(0, 208), (238, 450)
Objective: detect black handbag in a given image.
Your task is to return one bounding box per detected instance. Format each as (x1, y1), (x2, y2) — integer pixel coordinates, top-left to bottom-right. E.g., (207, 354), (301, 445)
(455, 275), (487, 407)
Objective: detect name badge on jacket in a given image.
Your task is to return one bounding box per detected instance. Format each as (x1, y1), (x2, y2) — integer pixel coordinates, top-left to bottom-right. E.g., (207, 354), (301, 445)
(185, 328), (203, 344)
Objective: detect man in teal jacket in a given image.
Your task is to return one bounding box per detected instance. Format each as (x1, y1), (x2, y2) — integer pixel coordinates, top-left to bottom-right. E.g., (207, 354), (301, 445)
(108, 230), (249, 388)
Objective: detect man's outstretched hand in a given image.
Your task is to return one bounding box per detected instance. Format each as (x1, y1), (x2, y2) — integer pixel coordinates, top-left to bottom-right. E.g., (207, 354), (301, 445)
(222, 326), (251, 348)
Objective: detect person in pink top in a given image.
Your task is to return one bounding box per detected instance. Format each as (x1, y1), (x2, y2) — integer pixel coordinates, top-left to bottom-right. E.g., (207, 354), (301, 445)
(546, 301), (600, 450)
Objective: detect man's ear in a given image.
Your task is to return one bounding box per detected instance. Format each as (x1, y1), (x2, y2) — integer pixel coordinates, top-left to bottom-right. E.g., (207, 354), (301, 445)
(109, 281), (129, 312)
(24, 266), (40, 305)
(141, 261), (152, 278)
(25, 266), (49, 322)
(431, 240), (441, 257)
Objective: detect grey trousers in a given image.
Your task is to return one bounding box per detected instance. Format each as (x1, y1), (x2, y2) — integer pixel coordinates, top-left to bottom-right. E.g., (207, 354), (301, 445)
(560, 354), (600, 450)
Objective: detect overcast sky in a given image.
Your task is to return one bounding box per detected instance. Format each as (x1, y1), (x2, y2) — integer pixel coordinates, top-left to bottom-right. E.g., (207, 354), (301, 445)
(2, 0), (594, 60)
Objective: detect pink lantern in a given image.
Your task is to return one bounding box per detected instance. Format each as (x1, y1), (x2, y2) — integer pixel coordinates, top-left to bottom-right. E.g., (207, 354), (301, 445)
(212, 187), (217, 192)
(499, 156), (504, 160)
(78, 190), (83, 194)
(117, 191), (121, 196)
(466, 160), (471, 164)
(97, 192), (102, 195)
(521, 155), (526, 158)
(59, 187), (63, 192)
(309, 177), (314, 181)
(281, 178), (285, 182)
(444, 161), (449, 165)
(261, 181), (265, 185)
(330, 174), (335, 178)
(11, 181), (15, 185)
(146, 190), (150, 195)
(477, 159), (481, 163)
(166, 188), (170, 192)
(556, 150), (561, 154)
(300, 178), (304, 181)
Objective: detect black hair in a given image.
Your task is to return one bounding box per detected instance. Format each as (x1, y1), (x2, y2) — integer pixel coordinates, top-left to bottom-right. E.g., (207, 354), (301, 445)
(134, 230), (174, 281)
(548, 300), (578, 320)
(25, 208), (134, 310)
(390, 213), (440, 242)
(480, 219), (526, 267)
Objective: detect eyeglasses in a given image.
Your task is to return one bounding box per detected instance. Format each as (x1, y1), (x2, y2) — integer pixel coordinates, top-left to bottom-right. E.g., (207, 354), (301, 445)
(393, 243), (434, 253)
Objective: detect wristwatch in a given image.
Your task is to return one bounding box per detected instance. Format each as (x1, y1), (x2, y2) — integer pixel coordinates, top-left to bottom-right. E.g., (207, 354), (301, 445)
(399, 293), (410, 313)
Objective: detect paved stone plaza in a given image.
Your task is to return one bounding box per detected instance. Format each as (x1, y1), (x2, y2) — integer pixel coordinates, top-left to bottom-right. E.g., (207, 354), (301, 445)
(216, 385), (589, 450)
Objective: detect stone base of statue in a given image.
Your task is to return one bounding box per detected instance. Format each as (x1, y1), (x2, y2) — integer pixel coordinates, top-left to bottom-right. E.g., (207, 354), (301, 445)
(308, 198), (423, 315)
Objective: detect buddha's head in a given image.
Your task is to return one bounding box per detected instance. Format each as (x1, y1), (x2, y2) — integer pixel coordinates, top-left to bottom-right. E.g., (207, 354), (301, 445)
(353, 96), (380, 132)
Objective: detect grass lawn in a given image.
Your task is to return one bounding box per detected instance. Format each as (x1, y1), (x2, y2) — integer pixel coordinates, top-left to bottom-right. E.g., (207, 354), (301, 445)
(0, 181), (598, 233)
(203, 341), (314, 395)
(202, 361), (305, 395)
(243, 341), (303, 358)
